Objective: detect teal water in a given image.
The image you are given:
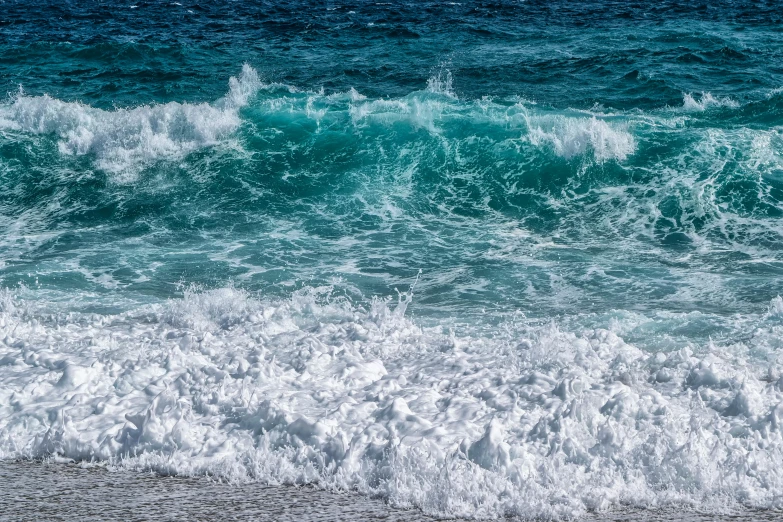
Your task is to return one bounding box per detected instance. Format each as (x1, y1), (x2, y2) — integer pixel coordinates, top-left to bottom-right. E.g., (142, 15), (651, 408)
(1, 1), (782, 323)
(3, 2), (783, 518)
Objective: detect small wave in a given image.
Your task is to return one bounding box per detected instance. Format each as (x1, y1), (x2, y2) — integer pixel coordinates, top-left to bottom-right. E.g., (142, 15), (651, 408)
(682, 92), (739, 112)
(527, 115), (636, 162)
(0, 64), (261, 175)
(424, 69), (456, 98)
(348, 83), (636, 162)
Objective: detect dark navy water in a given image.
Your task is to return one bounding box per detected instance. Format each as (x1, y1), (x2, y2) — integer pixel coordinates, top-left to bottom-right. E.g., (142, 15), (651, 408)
(2, 2), (783, 519)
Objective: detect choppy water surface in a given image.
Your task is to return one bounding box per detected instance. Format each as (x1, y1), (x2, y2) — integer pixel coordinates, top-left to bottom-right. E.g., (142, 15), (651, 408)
(2, 1), (783, 519)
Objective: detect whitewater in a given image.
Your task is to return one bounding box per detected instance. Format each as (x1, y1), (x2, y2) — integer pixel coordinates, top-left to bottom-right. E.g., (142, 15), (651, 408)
(3, 0), (783, 519)
(1, 62), (782, 521)
(6, 282), (783, 519)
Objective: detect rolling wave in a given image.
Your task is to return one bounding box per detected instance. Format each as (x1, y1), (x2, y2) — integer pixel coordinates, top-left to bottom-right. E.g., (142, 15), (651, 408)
(0, 65), (261, 174)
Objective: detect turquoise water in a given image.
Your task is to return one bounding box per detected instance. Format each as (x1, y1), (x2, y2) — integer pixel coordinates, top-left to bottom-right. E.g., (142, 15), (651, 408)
(2, 1), (782, 322)
(3, 2), (783, 518)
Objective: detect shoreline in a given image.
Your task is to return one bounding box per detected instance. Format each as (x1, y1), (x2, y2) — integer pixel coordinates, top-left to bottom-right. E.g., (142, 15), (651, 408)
(2, 460), (782, 521)
(0, 459), (442, 521)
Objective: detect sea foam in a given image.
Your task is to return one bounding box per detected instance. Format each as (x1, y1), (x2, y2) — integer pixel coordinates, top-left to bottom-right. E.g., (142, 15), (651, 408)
(682, 92), (740, 112)
(0, 64), (261, 175)
(526, 115), (636, 162)
(2, 286), (783, 519)
(2, 68), (636, 177)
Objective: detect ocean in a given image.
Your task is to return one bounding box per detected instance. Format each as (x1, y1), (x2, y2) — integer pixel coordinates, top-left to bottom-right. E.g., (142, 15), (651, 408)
(1, 0), (783, 518)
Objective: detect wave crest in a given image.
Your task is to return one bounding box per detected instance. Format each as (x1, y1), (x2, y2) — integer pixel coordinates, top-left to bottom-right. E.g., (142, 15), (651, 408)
(0, 64), (261, 175)
(682, 92), (739, 112)
(527, 115), (636, 162)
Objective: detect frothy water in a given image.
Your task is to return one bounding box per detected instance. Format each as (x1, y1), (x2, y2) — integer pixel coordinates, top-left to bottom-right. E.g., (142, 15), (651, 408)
(526, 115), (635, 161)
(4, 287), (783, 518)
(3, 1), (783, 519)
(0, 65), (261, 175)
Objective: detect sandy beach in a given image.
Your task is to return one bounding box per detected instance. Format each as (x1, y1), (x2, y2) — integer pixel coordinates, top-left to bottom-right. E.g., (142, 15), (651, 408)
(2, 461), (782, 522)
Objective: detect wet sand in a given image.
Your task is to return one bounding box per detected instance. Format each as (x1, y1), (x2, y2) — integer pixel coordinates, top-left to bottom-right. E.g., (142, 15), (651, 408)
(1, 460), (782, 521)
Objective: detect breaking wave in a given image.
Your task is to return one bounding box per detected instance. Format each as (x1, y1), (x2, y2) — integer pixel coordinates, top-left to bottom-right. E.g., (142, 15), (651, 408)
(526, 115), (635, 161)
(1, 67), (639, 178)
(0, 64), (261, 174)
(681, 92), (740, 112)
(3, 287), (783, 518)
